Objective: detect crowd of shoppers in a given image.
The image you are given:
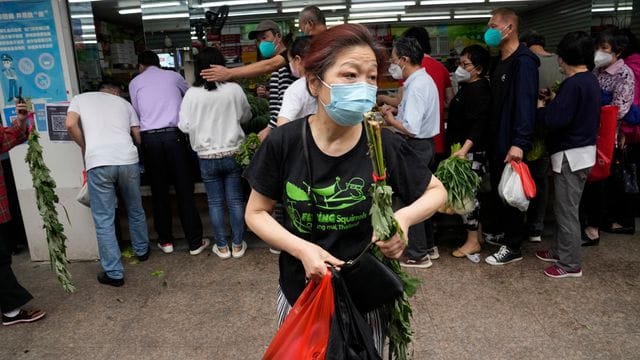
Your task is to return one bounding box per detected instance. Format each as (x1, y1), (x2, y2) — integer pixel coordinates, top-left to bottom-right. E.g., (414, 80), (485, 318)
(3, 7), (637, 348)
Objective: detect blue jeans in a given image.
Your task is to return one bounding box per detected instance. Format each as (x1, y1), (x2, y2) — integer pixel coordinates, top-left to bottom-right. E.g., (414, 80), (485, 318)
(199, 157), (245, 248)
(88, 164), (149, 279)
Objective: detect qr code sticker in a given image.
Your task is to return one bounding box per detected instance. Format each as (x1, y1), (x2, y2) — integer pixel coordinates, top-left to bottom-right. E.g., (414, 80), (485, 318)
(51, 114), (66, 131)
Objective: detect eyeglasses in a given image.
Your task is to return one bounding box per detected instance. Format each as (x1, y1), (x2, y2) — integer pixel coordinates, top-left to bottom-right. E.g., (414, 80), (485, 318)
(458, 61), (474, 68)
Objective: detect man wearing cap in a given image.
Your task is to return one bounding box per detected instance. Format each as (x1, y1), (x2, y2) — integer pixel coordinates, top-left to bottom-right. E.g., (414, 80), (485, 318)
(128, 51), (209, 256)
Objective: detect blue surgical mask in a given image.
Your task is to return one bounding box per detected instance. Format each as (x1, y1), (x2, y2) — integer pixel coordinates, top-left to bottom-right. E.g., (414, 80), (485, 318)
(259, 40), (276, 58)
(318, 78), (377, 127)
(484, 25), (509, 48)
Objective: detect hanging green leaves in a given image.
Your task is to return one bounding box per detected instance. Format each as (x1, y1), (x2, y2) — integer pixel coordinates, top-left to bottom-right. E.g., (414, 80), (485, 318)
(25, 129), (74, 293)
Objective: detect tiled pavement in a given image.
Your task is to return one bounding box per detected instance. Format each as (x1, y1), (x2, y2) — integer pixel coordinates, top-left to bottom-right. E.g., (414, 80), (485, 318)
(3, 229), (640, 359)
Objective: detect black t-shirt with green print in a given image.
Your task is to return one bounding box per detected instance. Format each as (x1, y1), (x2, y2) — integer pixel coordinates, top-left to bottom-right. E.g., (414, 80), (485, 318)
(244, 116), (432, 305)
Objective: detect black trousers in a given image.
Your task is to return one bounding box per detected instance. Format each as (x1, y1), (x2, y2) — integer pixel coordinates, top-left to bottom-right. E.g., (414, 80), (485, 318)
(404, 137), (435, 260)
(488, 156), (526, 251)
(141, 130), (203, 250)
(0, 228), (32, 313)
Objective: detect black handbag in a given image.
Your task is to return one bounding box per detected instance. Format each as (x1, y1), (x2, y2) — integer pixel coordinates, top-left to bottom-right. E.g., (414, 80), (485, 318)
(302, 119), (403, 314)
(613, 149), (640, 194)
(326, 267), (382, 360)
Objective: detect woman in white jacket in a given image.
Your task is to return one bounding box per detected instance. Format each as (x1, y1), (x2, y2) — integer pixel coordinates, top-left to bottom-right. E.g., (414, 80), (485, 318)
(179, 47), (252, 259)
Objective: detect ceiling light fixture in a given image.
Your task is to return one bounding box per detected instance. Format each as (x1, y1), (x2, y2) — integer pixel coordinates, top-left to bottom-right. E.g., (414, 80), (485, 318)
(142, 13), (190, 20)
(350, 11), (405, 18)
(351, 1), (416, 9)
(453, 14), (492, 19)
(402, 15), (451, 20)
(618, 6), (633, 10)
(140, 1), (180, 9)
(194, 0), (267, 8)
(421, 0), (483, 4)
(118, 8), (142, 14)
(348, 17), (398, 23)
(283, 5), (346, 13)
(228, 9), (278, 16)
(591, 7), (615, 12)
(70, 13), (94, 19)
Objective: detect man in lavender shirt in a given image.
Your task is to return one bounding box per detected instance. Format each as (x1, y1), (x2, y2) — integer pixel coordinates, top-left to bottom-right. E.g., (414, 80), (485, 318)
(129, 51), (209, 256)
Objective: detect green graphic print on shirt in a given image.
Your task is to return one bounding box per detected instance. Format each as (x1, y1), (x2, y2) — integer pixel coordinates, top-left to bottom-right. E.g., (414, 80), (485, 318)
(285, 176), (368, 233)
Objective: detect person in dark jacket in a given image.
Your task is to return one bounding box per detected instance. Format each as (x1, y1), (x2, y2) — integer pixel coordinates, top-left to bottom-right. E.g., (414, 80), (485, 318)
(534, 31), (600, 278)
(447, 45), (491, 260)
(483, 8), (540, 266)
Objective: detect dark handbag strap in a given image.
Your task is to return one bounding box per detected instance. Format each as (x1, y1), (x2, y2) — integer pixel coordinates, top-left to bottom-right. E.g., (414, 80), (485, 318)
(301, 118), (373, 260)
(301, 118), (317, 242)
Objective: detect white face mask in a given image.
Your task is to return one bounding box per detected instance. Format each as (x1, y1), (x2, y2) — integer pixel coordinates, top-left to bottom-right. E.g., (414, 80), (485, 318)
(388, 63), (404, 80)
(594, 50), (613, 69)
(454, 66), (471, 83)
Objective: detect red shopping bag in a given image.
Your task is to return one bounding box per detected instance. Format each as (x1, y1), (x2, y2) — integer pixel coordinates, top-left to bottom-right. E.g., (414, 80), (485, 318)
(263, 271), (335, 360)
(510, 161), (536, 199)
(588, 105), (618, 181)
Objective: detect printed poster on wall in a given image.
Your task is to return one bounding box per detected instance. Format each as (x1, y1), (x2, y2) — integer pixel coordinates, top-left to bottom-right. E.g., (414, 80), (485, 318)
(45, 103), (70, 141)
(0, 0), (67, 103)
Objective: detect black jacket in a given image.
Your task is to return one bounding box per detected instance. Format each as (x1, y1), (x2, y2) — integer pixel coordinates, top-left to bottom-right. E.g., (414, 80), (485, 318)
(490, 43), (540, 160)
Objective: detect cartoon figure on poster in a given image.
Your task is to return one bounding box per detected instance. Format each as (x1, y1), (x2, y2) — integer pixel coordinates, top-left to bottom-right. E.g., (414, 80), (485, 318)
(2, 54), (19, 101)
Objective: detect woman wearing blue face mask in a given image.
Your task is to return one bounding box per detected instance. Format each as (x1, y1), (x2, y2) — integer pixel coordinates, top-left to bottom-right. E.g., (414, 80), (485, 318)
(447, 45), (492, 260)
(244, 24), (447, 355)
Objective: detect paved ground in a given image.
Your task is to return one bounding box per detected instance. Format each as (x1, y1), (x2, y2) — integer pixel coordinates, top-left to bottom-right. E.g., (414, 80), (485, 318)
(3, 228), (640, 360)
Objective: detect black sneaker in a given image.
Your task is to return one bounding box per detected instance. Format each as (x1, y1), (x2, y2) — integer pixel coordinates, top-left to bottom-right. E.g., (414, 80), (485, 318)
(485, 245), (523, 266)
(136, 247), (151, 262)
(97, 272), (124, 287)
(2, 309), (46, 326)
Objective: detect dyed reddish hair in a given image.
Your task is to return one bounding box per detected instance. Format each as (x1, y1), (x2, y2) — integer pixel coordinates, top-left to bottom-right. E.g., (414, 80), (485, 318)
(303, 24), (388, 82)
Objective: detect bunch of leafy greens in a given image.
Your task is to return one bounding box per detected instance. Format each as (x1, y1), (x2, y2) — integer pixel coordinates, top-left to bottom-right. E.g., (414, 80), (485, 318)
(434, 143), (480, 215)
(364, 110), (420, 360)
(25, 128), (74, 293)
(235, 133), (261, 168)
(242, 93), (270, 134)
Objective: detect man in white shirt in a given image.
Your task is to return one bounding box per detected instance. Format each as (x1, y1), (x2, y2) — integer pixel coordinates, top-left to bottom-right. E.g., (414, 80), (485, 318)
(65, 82), (150, 287)
(383, 37), (440, 269)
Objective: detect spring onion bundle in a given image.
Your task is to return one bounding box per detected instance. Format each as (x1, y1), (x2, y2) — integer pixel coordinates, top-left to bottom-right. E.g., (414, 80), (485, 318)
(364, 110), (420, 360)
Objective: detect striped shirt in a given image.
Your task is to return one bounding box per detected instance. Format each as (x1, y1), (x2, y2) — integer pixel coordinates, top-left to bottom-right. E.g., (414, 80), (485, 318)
(268, 54), (295, 128)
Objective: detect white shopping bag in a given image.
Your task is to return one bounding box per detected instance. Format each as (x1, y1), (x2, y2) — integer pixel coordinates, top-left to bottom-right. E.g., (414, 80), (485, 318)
(498, 163), (529, 211)
(76, 171), (90, 207)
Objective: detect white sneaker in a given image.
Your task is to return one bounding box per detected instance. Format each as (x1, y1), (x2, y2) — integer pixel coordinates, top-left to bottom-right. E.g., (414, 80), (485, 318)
(232, 241), (247, 258)
(529, 235), (542, 242)
(212, 244), (231, 259)
(427, 246), (440, 260)
(189, 238), (210, 256)
(157, 242), (174, 254)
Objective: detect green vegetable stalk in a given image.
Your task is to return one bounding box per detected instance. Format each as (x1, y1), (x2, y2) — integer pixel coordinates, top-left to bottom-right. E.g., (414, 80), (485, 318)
(25, 128), (75, 293)
(235, 133), (261, 168)
(434, 144), (480, 215)
(364, 110), (420, 360)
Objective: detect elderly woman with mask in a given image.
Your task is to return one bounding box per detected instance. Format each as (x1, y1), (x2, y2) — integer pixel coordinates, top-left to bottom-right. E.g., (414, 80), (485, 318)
(244, 24), (446, 354)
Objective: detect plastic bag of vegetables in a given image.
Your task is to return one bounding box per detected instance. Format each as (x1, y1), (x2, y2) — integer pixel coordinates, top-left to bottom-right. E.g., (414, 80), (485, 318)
(434, 144), (481, 215)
